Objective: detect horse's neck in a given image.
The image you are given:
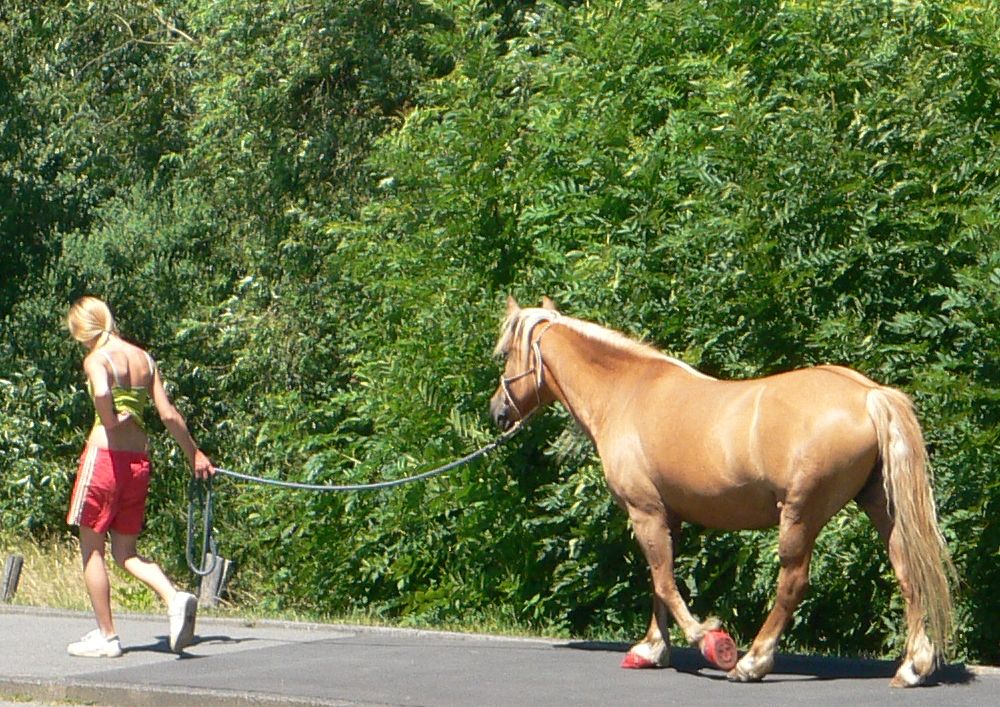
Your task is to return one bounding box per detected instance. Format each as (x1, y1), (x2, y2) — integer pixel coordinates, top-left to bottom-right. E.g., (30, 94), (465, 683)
(541, 324), (641, 434)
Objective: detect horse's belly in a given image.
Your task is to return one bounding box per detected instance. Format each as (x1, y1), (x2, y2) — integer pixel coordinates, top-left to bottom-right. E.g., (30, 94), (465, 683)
(664, 482), (782, 530)
(649, 434), (783, 529)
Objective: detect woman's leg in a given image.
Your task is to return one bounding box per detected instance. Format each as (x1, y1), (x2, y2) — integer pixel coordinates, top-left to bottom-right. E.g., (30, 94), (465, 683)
(111, 531), (197, 653)
(79, 526), (116, 637)
(109, 531), (177, 606)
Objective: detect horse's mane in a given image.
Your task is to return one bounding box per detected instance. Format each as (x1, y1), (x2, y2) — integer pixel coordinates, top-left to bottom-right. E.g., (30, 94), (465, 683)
(494, 307), (559, 361)
(495, 307), (714, 380)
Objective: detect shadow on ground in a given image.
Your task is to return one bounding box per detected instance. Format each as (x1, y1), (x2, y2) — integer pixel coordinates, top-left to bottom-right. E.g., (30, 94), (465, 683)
(558, 641), (976, 685)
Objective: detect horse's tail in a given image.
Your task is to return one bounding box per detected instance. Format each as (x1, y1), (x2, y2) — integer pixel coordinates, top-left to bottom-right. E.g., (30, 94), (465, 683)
(866, 386), (956, 659)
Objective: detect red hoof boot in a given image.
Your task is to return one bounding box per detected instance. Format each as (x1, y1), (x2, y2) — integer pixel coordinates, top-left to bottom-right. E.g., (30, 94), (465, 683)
(621, 651), (658, 669)
(700, 630), (738, 671)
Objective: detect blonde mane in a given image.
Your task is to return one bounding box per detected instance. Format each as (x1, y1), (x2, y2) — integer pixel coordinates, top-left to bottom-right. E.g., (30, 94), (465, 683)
(495, 307), (714, 380)
(494, 307), (560, 361)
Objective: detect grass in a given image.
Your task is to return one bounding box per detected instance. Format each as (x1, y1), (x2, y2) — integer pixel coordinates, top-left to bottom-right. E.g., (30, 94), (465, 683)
(0, 532), (564, 640)
(1, 531), (194, 614)
(2, 533), (91, 611)
(0, 529), (350, 620)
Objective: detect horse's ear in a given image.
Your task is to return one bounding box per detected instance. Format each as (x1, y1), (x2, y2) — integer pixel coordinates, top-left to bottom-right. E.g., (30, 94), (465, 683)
(541, 296), (558, 312)
(506, 295), (520, 315)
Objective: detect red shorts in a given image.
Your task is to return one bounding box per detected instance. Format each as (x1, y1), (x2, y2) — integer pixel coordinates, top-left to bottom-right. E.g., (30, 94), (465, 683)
(66, 446), (151, 534)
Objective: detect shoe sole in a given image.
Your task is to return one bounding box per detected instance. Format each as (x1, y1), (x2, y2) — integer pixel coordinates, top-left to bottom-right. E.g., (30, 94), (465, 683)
(68, 646), (122, 658)
(170, 594), (198, 653)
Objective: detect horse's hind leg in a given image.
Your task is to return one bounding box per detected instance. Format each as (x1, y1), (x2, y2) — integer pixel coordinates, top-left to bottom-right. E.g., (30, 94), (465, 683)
(856, 478), (935, 687)
(729, 503), (819, 682)
(623, 509), (719, 668)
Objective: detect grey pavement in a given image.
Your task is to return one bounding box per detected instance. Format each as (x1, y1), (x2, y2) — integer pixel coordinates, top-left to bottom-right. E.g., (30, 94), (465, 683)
(1, 605), (996, 706)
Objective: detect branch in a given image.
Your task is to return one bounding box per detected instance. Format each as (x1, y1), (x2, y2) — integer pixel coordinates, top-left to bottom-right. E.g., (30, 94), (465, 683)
(146, 2), (198, 45)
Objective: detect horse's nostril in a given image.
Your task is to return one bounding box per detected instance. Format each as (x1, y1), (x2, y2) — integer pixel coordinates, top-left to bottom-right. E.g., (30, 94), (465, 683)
(492, 408), (511, 430)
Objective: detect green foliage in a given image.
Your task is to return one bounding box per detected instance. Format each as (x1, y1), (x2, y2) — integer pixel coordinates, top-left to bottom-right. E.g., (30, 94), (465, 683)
(0, 369), (79, 530)
(1, 0), (997, 665)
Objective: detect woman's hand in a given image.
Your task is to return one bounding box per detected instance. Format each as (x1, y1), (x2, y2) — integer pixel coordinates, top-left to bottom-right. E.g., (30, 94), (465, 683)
(101, 410), (132, 431)
(192, 449), (215, 480)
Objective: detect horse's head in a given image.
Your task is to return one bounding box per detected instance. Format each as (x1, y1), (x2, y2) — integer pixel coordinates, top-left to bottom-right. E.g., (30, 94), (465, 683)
(489, 295), (560, 430)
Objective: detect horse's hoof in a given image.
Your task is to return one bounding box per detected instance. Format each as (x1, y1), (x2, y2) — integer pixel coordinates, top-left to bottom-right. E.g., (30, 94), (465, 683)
(726, 667), (759, 682)
(890, 661), (926, 688)
(621, 652), (659, 669)
(700, 629), (738, 671)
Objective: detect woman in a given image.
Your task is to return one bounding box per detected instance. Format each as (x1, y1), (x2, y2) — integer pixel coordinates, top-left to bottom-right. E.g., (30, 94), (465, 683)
(65, 296), (214, 657)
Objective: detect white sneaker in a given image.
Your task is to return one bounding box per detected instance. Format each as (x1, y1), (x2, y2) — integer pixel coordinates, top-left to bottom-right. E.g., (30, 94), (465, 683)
(67, 629), (122, 658)
(168, 591), (198, 653)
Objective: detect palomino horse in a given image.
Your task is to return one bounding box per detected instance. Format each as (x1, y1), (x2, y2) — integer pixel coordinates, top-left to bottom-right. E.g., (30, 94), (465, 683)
(490, 297), (954, 687)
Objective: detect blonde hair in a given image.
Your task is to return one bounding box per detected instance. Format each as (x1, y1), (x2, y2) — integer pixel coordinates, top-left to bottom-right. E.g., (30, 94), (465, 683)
(67, 296), (118, 347)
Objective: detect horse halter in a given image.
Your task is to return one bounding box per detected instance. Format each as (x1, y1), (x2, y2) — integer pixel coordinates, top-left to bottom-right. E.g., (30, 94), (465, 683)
(499, 319), (557, 423)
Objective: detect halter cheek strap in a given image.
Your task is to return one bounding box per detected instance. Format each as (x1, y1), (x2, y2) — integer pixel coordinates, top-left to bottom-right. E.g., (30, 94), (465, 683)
(500, 368), (536, 422)
(499, 320), (556, 421)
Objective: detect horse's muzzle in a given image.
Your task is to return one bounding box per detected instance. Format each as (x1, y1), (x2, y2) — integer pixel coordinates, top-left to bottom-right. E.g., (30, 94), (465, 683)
(490, 390), (515, 431)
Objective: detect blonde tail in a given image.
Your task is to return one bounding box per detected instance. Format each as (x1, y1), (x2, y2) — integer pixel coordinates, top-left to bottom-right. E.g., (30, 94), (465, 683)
(867, 387), (956, 659)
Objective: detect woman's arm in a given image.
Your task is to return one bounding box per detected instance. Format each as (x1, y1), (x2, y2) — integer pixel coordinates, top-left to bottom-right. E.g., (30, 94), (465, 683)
(149, 364), (214, 479)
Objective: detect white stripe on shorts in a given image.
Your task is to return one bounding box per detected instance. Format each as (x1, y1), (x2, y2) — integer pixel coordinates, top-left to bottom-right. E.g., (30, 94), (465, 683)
(67, 445), (99, 526)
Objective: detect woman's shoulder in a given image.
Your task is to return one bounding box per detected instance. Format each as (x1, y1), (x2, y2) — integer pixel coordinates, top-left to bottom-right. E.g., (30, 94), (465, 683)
(119, 339), (150, 358)
(81, 350), (111, 385)
(82, 348), (107, 368)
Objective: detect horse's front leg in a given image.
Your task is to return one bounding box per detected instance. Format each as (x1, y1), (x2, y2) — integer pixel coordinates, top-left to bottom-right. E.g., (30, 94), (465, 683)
(623, 508), (719, 668)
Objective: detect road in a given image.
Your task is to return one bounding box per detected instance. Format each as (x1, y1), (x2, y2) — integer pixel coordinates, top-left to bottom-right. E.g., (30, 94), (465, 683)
(1, 605), (995, 706)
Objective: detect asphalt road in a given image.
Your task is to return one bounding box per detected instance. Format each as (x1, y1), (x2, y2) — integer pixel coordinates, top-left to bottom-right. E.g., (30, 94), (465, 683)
(1, 605), (995, 706)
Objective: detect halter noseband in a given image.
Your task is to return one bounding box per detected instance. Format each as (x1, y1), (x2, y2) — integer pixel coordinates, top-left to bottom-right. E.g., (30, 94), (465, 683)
(499, 319), (557, 422)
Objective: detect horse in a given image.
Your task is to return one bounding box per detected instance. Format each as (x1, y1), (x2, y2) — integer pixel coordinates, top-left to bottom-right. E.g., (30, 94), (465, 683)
(489, 296), (955, 688)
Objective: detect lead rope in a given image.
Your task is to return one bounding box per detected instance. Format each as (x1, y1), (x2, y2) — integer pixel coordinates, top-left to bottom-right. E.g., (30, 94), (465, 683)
(186, 475), (218, 576)
(185, 422), (528, 576)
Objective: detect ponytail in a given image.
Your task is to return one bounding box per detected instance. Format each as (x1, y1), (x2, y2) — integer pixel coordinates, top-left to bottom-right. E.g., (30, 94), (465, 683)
(67, 296), (117, 347)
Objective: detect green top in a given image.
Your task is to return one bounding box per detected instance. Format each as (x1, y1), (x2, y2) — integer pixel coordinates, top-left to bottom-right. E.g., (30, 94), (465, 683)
(91, 384), (150, 431)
